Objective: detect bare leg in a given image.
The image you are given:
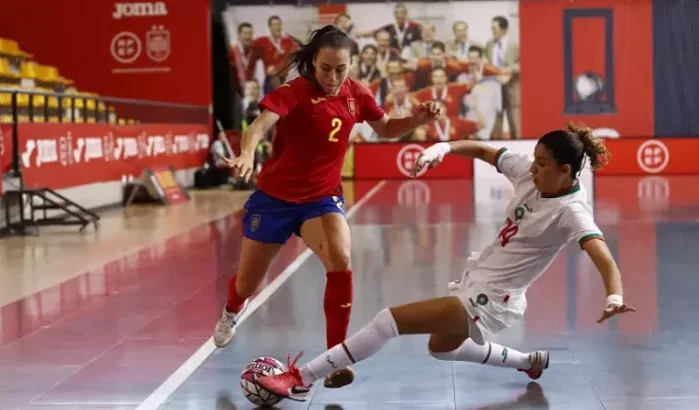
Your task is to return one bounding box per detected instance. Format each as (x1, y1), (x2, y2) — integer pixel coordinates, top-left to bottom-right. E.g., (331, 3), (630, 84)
(230, 237), (284, 304)
(214, 237), (282, 348)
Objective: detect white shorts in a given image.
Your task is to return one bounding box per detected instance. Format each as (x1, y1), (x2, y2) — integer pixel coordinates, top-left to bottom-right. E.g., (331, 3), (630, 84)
(449, 275), (527, 345)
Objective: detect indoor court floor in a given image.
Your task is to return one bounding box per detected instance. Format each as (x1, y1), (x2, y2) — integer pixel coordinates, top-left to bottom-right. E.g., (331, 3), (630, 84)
(1, 177), (699, 410)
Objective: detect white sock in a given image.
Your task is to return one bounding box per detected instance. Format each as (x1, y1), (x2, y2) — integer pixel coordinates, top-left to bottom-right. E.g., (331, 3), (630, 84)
(430, 338), (531, 369)
(300, 308), (399, 385)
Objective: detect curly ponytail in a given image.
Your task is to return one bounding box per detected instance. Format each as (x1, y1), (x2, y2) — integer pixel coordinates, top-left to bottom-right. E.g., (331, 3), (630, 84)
(566, 122), (611, 171)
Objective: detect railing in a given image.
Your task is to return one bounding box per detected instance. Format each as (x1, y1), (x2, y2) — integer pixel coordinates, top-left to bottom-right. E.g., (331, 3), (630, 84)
(0, 87), (209, 177)
(0, 87), (209, 125)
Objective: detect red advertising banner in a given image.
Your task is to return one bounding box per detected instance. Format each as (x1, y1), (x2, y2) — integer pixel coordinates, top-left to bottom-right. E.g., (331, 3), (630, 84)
(15, 123), (209, 189)
(598, 138), (699, 176)
(0, 124), (12, 197)
(353, 142), (473, 180)
(0, 0), (211, 105)
(0, 124), (11, 176)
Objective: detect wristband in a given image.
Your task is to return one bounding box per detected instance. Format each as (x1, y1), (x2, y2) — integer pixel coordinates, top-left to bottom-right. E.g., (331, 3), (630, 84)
(434, 142), (452, 156)
(605, 294), (623, 306)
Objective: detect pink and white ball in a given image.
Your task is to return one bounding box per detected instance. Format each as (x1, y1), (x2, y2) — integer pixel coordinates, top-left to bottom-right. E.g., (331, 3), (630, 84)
(240, 356), (287, 406)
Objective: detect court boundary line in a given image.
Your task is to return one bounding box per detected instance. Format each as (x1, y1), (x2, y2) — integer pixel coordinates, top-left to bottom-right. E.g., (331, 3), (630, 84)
(136, 180), (387, 410)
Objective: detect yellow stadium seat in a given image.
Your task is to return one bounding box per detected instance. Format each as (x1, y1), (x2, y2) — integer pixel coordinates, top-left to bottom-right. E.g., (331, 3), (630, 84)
(35, 65), (74, 91)
(0, 38), (32, 59)
(0, 84), (12, 123)
(20, 61), (40, 80)
(0, 57), (20, 80)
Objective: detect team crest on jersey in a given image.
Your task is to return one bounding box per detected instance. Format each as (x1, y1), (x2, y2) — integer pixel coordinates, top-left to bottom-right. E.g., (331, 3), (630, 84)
(347, 98), (356, 115)
(514, 203), (533, 221)
(250, 213), (261, 232)
(476, 293), (489, 306)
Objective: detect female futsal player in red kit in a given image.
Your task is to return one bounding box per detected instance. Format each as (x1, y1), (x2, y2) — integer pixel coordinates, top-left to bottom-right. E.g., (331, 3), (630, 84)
(213, 24), (443, 388)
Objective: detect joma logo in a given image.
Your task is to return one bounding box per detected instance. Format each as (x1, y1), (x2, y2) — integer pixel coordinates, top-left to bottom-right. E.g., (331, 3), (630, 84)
(112, 2), (168, 20)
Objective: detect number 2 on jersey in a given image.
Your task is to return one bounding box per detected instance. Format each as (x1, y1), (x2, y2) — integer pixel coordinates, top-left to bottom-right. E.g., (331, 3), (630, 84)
(328, 117), (342, 142)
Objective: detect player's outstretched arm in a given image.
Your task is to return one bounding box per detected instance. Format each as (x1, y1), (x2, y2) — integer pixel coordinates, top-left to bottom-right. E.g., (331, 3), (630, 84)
(582, 238), (637, 323)
(240, 110), (280, 158)
(367, 101), (442, 139)
(223, 110), (280, 182)
(409, 140), (500, 177)
(442, 140), (500, 164)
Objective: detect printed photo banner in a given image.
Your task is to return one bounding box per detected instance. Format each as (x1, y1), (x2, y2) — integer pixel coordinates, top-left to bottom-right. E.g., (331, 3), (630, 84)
(15, 123), (210, 189)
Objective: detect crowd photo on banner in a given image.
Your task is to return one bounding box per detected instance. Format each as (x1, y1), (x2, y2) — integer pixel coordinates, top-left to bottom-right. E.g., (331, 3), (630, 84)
(226, 1), (521, 146)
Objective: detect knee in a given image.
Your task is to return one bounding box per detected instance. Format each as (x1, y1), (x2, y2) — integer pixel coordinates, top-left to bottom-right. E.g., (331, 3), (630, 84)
(324, 244), (351, 271)
(428, 335), (450, 357)
(427, 334), (464, 360)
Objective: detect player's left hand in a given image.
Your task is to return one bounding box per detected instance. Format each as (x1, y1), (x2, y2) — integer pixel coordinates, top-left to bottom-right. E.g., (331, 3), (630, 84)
(413, 101), (443, 126)
(597, 302), (637, 323)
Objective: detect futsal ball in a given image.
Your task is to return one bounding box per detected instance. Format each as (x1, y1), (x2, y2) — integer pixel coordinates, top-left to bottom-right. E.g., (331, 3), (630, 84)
(240, 356), (287, 406)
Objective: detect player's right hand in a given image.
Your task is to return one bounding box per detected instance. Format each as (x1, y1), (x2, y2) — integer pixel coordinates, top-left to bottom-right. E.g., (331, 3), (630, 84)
(224, 153), (255, 182)
(410, 142), (452, 178)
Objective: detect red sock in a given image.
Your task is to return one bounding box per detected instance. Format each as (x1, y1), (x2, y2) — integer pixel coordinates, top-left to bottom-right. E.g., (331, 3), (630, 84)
(324, 270), (353, 349)
(226, 274), (247, 313)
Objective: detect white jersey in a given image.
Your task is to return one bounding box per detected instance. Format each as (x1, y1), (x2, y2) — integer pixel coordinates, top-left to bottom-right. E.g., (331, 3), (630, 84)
(468, 148), (603, 292)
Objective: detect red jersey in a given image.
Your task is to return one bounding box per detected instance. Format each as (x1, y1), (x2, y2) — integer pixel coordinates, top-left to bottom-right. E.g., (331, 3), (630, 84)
(415, 57), (468, 78)
(257, 77), (386, 203)
(413, 84), (471, 117)
(253, 35), (298, 77)
(230, 44), (259, 83)
(425, 117), (480, 141)
(376, 21), (422, 50)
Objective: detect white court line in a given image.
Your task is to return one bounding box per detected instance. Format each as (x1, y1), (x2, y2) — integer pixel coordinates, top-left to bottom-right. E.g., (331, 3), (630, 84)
(136, 180), (387, 410)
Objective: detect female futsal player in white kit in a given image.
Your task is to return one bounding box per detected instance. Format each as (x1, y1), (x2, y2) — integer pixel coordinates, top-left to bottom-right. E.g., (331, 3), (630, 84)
(258, 123), (637, 401)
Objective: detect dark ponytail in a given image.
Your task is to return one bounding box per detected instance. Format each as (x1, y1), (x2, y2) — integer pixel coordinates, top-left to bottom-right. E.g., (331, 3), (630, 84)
(280, 25), (352, 80)
(538, 122), (611, 178)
